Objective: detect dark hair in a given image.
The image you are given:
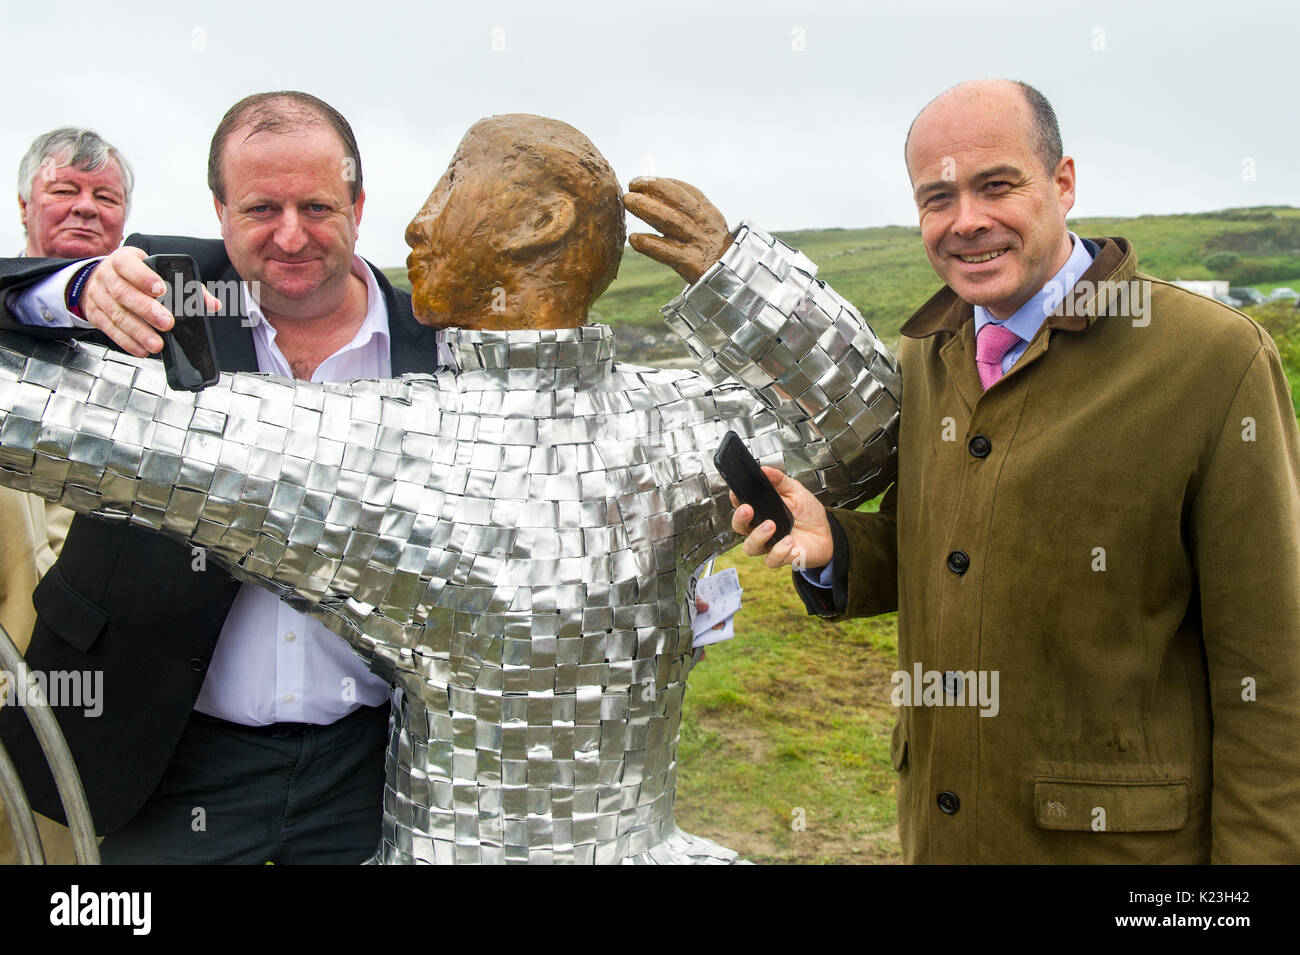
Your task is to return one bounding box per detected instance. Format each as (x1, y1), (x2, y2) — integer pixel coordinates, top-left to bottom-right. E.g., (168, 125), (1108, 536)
(905, 79), (1064, 175)
(1013, 81), (1063, 174)
(207, 91), (362, 203)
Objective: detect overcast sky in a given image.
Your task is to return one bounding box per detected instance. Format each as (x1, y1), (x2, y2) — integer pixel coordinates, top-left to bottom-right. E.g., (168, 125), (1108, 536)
(3, 0), (1295, 267)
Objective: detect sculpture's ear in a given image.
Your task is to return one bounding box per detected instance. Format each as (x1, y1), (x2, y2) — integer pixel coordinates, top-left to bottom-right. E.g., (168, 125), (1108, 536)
(497, 195), (576, 255)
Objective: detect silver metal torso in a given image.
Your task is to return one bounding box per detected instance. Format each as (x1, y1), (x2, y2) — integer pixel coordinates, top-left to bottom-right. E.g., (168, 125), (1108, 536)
(372, 325), (767, 863)
(0, 223), (901, 863)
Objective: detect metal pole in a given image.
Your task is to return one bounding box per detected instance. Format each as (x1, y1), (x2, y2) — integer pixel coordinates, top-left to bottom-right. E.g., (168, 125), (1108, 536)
(0, 621), (100, 864)
(0, 733), (44, 863)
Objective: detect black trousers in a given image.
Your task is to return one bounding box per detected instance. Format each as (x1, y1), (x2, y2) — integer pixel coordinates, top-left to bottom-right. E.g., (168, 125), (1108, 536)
(99, 704), (389, 864)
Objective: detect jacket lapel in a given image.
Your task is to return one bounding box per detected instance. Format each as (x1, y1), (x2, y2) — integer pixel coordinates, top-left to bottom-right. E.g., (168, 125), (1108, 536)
(938, 319), (984, 413)
(208, 270), (259, 373)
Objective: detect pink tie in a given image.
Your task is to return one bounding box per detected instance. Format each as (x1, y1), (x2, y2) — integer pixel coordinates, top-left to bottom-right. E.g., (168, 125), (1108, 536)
(975, 323), (1022, 390)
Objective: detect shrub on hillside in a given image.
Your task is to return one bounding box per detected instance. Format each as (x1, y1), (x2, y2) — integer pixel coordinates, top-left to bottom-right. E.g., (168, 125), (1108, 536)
(1204, 251), (1239, 273)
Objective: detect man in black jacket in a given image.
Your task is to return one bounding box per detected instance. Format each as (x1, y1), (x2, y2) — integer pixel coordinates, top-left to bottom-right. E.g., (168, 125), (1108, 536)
(0, 91), (443, 863)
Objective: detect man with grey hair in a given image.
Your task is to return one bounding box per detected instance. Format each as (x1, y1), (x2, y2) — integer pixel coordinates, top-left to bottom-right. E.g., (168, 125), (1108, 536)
(6, 125), (131, 595)
(17, 127), (132, 260)
(1, 126), (132, 864)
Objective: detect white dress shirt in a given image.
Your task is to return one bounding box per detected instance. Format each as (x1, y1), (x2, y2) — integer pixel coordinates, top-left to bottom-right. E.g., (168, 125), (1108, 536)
(195, 256), (392, 725)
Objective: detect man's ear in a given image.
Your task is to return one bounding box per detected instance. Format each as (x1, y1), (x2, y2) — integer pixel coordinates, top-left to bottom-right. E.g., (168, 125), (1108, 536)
(212, 193), (226, 226)
(497, 195), (576, 255)
(18, 195), (28, 232)
(1054, 156), (1077, 215)
(351, 188), (366, 230)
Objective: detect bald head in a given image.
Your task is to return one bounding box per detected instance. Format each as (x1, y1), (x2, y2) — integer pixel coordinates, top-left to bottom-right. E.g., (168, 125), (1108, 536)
(461, 113), (626, 293)
(905, 79), (1062, 180)
(903, 78), (1076, 319)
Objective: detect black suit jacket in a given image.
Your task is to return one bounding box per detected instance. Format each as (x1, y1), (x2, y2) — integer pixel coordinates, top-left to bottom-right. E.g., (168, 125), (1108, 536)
(0, 234), (437, 833)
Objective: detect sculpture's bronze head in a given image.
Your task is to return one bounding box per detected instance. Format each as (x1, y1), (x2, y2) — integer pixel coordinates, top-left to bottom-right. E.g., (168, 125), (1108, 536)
(405, 114), (625, 331)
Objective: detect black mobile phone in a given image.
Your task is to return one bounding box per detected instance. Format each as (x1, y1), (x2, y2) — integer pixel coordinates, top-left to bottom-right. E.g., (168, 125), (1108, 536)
(713, 430), (794, 545)
(144, 254), (220, 392)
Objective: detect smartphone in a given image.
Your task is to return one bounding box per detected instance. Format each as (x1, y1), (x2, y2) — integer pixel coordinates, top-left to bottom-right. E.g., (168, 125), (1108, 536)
(713, 430), (794, 545)
(144, 254), (220, 392)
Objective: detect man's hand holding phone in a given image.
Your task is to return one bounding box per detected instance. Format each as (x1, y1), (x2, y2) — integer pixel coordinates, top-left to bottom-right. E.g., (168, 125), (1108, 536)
(729, 466), (834, 573)
(714, 430), (834, 573)
(78, 246), (220, 357)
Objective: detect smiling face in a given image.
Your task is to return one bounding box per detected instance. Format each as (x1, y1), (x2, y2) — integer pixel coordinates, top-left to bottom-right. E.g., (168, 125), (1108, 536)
(214, 123), (364, 319)
(20, 158), (127, 258)
(906, 82), (1075, 319)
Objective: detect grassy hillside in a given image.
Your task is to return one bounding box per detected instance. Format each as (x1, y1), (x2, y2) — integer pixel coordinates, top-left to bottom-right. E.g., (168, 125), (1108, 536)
(1250, 302), (1300, 414)
(675, 552), (902, 863)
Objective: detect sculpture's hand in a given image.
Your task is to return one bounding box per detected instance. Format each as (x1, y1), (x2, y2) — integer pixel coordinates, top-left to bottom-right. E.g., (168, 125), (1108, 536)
(623, 177), (733, 284)
(730, 466), (833, 572)
(79, 247), (220, 357)
(695, 597), (725, 632)
(693, 596), (721, 662)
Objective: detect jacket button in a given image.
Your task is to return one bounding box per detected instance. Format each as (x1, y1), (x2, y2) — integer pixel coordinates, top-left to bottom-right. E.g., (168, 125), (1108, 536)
(947, 551), (970, 574)
(968, 435), (991, 458)
(190, 658), (205, 672)
(937, 791), (961, 814)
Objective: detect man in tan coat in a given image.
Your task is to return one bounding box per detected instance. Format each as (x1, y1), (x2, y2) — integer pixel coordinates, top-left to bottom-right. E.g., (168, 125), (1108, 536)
(731, 79), (1300, 863)
(0, 127), (131, 863)
(2, 125), (132, 641)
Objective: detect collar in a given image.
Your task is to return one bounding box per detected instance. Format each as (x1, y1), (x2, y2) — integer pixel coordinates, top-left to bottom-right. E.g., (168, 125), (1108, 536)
(240, 254), (390, 351)
(902, 236), (1138, 339)
(446, 323), (614, 378)
(972, 232), (1095, 341)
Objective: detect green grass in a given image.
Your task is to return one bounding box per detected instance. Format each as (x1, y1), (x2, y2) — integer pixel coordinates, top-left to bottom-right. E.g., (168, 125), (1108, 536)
(382, 266), (412, 292)
(1245, 301), (1300, 415)
(674, 547), (903, 864)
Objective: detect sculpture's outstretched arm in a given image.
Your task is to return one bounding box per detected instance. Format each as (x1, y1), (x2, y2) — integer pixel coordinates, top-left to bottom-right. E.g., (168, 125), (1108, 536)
(0, 333), (431, 635)
(661, 221), (901, 510)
